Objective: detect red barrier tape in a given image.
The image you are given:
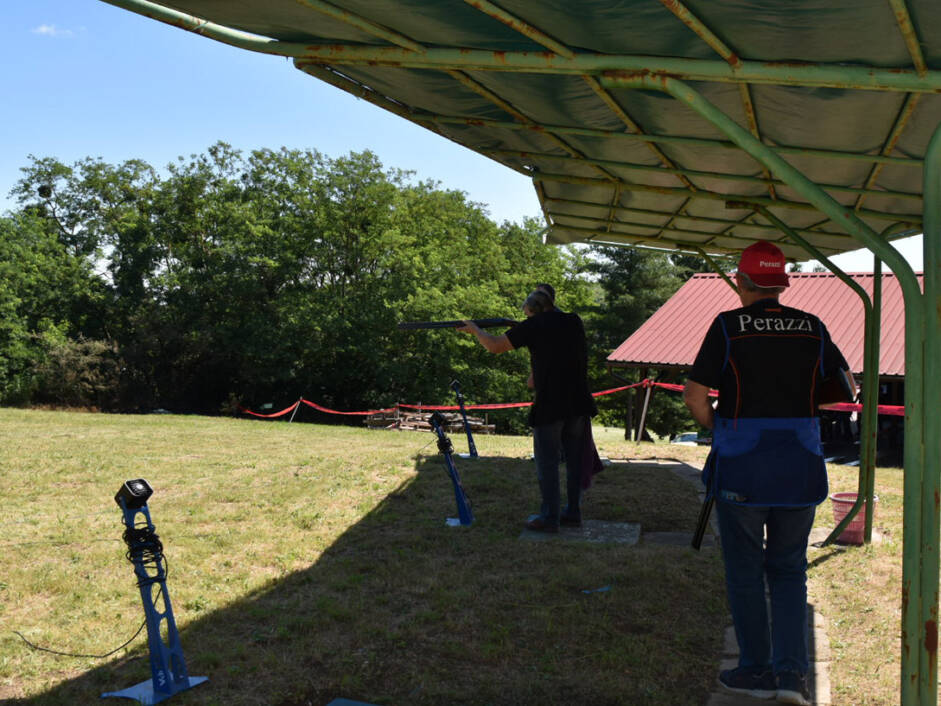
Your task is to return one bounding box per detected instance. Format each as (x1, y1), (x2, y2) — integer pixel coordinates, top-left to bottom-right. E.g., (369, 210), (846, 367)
(301, 399), (397, 416)
(241, 382), (676, 417)
(241, 379), (904, 418)
(398, 401), (533, 411)
(821, 401), (905, 417)
(239, 401), (299, 418)
(592, 383), (639, 397)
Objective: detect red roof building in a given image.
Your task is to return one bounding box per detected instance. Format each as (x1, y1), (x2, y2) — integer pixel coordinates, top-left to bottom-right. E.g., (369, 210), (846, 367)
(608, 272), (921, 379)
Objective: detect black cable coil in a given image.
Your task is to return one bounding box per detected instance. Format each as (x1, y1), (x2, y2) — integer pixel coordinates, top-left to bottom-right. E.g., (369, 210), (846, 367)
(123, 524), (165, 587)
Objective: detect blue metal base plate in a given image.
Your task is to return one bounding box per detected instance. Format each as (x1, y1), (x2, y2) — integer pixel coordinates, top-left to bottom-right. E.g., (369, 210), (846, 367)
(102, 676), (208, 704)
(326, 700), (381, 706)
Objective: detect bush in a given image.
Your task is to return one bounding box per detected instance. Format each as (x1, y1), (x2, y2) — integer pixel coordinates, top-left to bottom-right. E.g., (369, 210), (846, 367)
(32, 338), (122, 409)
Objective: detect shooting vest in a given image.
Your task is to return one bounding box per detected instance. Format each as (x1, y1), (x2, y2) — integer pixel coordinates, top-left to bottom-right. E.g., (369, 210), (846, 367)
(705, 306), (829, 507)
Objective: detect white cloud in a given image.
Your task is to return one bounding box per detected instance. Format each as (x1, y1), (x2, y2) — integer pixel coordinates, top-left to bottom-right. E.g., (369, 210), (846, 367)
(32, 24), (75, 38)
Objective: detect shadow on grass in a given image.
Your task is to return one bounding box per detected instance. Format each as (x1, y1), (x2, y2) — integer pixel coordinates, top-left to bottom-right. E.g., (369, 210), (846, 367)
(12, 456), (728, 706)
(807, 544), (854, 571)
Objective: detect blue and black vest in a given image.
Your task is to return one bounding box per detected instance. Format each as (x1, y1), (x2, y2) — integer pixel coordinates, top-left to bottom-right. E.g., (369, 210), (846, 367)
(702, 301), (832, 507)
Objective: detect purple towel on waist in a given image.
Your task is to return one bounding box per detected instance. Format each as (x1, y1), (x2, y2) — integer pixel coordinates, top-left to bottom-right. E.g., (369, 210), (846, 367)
(580, 420), (604, 490)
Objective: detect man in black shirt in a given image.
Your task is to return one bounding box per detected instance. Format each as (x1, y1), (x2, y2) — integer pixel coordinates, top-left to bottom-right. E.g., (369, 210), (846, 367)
(459, 289), (597, 532)
(684, 241), (849, 706)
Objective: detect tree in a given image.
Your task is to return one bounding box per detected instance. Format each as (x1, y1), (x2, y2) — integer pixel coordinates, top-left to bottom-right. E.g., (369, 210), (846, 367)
(584, 246), (694, 437)
(8, 145), (670, 433)
(0, 212), (106, 403)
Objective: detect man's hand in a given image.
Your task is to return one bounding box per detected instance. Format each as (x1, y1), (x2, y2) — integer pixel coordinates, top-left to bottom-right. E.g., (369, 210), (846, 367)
(460, 319), (514, 354)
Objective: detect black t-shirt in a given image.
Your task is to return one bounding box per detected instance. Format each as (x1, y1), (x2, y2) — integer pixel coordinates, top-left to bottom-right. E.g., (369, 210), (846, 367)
(689, 297), (849, 419)
(506, 310), (598, 425)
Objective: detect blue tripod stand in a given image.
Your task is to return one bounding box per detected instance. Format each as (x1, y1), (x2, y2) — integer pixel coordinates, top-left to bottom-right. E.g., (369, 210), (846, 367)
(429, 411), (474, 526)
(449, 379), (479, 459)
(103, 480), (207, 704)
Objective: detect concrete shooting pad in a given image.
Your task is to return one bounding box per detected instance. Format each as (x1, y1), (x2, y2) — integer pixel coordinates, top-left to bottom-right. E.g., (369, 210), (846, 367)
(520, 519), (641, 544)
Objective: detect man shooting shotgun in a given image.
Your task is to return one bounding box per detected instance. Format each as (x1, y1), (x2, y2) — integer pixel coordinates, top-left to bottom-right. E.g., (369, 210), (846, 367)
(457, 289), (597, 533)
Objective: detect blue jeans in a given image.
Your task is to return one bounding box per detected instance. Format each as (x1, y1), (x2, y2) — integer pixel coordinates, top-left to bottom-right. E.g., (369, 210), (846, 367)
(715, 500), (816, 675)
(532, 416), (588, 525)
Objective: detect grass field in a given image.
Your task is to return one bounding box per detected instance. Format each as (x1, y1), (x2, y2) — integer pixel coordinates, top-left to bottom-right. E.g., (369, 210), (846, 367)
(0, 409), (911, 705)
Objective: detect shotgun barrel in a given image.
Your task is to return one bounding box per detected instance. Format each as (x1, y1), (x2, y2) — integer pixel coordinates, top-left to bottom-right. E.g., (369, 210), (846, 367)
(691, 495), (714, 550)
(397, 317), (518, 330)
(692, 448), (717, 550)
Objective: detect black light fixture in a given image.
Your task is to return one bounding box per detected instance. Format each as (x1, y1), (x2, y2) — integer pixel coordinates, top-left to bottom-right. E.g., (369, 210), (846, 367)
(114, 478), (153, 509)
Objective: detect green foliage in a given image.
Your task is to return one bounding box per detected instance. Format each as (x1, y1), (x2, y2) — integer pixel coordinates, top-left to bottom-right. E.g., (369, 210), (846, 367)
(580, 246), (694, 436)
(6, 146), (582, 428)
(31, 338), (122, 409)
(5, 145), (705, 434)
(0, 212), (105, 403)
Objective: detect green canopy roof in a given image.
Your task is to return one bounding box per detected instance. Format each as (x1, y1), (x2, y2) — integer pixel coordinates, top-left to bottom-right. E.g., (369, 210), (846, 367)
(102, 0), (938, 261)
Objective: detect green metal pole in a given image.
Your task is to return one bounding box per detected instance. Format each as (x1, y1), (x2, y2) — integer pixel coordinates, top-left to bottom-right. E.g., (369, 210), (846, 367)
(614, 74), (927, 706)
(753, 207), (877, 547)
(865, 252), (881, 544)
(917, 123), (941, 705)
(99, 0), (941, 93)
(694, 247), (738, 293)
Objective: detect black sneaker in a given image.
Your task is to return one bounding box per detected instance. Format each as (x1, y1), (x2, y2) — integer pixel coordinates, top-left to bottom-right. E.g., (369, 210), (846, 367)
(776, 672), (810, 705)
(717, 666), (776, 699)
(560, 514), (582, 527)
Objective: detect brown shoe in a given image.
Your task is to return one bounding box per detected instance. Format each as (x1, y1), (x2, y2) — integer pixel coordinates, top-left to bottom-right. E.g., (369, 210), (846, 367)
(525, 517), (559, 533)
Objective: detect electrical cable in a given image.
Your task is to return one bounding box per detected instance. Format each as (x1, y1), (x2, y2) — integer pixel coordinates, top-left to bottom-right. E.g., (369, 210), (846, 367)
(12, 520), (169, 659)
(12, 620), (147, 660)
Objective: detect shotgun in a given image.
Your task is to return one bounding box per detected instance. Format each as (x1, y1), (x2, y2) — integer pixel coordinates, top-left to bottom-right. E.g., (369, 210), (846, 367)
(692, 448), (717, 550)
(398, 318), (518, 330)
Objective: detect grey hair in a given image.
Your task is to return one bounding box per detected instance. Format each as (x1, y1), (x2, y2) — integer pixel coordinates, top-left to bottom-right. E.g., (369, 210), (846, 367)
(523, 289), (553, 314)
(737, 271), (786, 296)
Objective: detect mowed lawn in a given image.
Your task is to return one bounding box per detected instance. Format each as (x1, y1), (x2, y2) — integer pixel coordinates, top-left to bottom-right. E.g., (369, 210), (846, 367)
(0, 409), (910, 705)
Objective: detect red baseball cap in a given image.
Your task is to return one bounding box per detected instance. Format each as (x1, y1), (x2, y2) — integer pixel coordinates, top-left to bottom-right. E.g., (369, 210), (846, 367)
(737, 240), (790, 288)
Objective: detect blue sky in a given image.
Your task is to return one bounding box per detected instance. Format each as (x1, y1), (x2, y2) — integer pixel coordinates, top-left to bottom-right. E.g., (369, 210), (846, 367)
(1, 1), (923, 272)
(1, 1), (541, 225)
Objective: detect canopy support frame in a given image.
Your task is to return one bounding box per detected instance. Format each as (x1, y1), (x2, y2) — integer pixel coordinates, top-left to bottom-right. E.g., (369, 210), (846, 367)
(614, 73), (936, 706)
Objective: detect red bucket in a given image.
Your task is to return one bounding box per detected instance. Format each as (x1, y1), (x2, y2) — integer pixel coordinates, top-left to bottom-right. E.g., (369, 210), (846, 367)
(829, 492), (877, 545)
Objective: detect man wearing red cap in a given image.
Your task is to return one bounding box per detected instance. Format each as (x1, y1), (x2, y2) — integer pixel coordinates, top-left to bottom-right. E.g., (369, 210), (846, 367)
(684, 241), (849, 706)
